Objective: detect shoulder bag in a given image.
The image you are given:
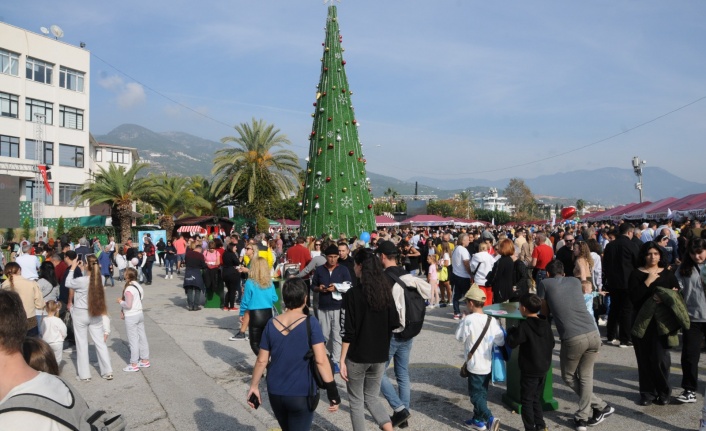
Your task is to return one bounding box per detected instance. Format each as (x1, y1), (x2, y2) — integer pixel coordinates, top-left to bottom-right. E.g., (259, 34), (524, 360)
(304, 316), (334, 410)
(460, 315), (492, 378)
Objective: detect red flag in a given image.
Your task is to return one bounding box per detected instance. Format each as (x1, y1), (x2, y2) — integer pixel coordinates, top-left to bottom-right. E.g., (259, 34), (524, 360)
(38, 165), (52, 195)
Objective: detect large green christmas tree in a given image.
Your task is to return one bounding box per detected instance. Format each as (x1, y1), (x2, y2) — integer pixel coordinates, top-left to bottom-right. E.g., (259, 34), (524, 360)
(300, 5), (376, 239)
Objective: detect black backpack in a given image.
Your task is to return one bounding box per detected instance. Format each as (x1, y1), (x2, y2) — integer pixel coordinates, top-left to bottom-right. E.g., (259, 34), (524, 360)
(387, 272), (426, 339)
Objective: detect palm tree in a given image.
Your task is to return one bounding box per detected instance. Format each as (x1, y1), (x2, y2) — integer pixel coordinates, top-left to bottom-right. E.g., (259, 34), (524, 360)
(188, 175), (223, 217)
(78, 162), (159, 244)
(145, 174), (210, 239)
(383, 187), (399, 204)
(211, 118), (300, 219)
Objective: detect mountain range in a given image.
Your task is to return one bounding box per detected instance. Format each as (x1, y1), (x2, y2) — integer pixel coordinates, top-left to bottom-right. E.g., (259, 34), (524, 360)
(95, 124), (705, 205)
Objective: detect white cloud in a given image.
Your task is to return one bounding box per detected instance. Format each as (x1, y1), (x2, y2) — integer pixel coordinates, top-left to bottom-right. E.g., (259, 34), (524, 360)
(99, 75), (146, 109)
(117, 83), (146, 108)
(98, 75), (123, 90)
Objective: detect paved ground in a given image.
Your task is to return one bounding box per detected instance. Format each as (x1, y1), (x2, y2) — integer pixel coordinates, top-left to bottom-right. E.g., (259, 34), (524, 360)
(59, 270), (706, 431)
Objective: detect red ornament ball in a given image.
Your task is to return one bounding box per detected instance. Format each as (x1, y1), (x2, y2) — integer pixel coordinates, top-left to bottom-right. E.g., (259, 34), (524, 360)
(324, 67), (328, 72)
(326, 177), (331, 182)
(368, 204), (373, 209)
(313, 102), (317, 106)
(328, 142), (334, 149)
(328, 117), (332, 122)
(342, 60), (346, 65)
(349, 150), (354, 156)
(341, 88), (346, 93)
(315, 195), (319, 200)
(311, 131), (316, 136)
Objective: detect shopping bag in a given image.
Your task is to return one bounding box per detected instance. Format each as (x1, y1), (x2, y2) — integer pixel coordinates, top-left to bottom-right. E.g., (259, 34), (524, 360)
(491, 345), (506, 383)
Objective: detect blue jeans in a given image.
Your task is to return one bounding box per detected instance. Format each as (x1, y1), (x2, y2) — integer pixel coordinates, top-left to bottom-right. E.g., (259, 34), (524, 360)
(380, 335), (413, 411)
(468, 373), (492, 422)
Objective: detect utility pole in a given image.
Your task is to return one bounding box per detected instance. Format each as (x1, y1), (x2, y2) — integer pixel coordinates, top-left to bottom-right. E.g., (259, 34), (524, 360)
(34, 113), (46, 242)
(632, 156), (646, 203)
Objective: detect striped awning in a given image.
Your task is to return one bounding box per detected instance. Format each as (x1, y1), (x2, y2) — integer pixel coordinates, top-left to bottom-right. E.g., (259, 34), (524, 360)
(177, 225), (207, 234)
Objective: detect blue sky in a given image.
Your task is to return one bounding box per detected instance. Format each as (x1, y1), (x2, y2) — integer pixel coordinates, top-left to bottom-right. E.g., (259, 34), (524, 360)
(5, 1), (706, 183)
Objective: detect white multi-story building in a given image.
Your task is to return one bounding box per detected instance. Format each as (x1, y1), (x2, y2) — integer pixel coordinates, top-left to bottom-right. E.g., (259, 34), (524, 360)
(0, 22), (91, 227)
(474, 188), (515, 214)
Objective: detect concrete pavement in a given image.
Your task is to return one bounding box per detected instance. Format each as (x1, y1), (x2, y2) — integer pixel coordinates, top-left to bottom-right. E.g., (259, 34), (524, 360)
(59, 270), (706, 430)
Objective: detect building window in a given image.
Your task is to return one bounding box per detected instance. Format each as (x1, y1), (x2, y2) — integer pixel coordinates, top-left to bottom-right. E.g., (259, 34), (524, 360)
(25, 98), (53, 125)
(94, 148), (102, 162)
(25, 140), (54, 165)
(108, 148), (128, 164)
(25, 180), (53, 205)
(25, 57), (53, 84)
(0, 49), (19, 76)
(0, 135), (19, 158)
(59, 67), (85, 92)
(0, 92), (19, 118)
(59, 144), (84, 168)
(59, 105), (83, 130)
(59, 183), (83, 206)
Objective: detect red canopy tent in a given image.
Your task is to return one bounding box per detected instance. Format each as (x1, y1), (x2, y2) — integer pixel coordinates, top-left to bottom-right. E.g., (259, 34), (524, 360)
(399, 215), (455, 227)
(375, 215), (399, 227)
(650, 192), (706, 220)
(622, 198), (676, 220)
(609, 202), (652, 221)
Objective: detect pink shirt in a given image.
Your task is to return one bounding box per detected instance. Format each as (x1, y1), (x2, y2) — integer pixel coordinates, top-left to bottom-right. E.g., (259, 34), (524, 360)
(174, 238), (186, 254)
(428, 263), (438, 283)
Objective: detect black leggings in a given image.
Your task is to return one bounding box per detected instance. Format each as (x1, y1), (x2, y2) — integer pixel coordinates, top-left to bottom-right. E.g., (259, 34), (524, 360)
(269, 394), (314, 431)
(222, 270), (241, 309)
(248, 308), (273, 356)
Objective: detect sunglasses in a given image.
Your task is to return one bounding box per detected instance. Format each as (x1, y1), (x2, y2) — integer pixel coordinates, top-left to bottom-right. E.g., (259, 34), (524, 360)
(315, 243), (321, 246)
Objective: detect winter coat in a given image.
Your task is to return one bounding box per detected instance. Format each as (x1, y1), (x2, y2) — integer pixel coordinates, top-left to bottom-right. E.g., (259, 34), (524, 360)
(631, 286), (690, 347)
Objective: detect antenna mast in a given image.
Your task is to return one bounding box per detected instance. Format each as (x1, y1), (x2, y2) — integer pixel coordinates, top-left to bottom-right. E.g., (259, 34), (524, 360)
(33, 114), (46, 241)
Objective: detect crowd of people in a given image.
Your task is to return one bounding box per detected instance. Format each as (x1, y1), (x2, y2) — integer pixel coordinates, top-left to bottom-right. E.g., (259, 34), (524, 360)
(1, 216), (706, 430)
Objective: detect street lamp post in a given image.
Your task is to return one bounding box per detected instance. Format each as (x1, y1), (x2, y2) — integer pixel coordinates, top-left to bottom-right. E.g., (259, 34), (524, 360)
(632, 156), (646, 203)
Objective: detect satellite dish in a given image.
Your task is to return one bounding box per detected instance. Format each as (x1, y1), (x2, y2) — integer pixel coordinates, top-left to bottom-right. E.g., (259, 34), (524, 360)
(40, 27), (49, 35)
(50, 25), (64, 39)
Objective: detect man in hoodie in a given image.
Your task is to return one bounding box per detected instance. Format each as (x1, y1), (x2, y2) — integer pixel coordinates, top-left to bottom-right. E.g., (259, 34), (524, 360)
(507, 293), (555, 431)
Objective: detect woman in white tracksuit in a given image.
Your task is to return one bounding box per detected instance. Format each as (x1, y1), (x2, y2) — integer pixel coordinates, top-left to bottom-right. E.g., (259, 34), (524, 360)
(117, 268), (150, 372)
(65, 252), (114, 381)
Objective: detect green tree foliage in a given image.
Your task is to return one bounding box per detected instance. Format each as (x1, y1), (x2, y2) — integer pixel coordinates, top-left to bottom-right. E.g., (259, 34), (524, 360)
(211, 118), (300, 220)
(474, 209), (512, 225)
(78, 162), (160, 244)
(373, 201), (393, 216)
(427, 200), (454, 217)
(256, 215), (270, 234)
(576, 199), (586, 211)
(4, 228), (15, 242)
(145, 174), (211, 239)
(505, 178), (537, 219)
(56, 216), (65, 237)
(22, 218), (30, 240)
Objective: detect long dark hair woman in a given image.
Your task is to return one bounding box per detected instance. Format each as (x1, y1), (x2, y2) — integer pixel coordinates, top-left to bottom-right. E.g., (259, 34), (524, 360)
(221, 241), (242, 311)
(628, 241), (681, 406)
(247, 277), (340, 431)
(675, 238), (706, 403)
(340, 248), (400, 431)
(66, 253), (113, 381)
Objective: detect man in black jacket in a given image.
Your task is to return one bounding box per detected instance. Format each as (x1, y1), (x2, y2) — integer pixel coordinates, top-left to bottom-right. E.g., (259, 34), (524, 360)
(602, 222), (639, 347)
(555, 233), (576, 277)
